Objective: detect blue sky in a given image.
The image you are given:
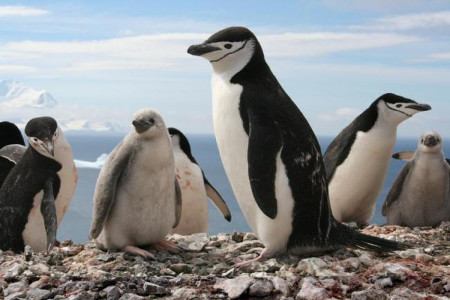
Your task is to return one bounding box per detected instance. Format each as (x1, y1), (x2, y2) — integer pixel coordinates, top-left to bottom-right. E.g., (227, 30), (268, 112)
(1, 0), (450, 137)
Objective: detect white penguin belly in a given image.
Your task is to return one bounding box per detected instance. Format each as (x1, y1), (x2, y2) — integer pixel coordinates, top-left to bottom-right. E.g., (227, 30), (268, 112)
(212, 75), (294, 254)
(171, 152), (208, 235)
(100, 144), (176, 249)
(329, 129), (395, 223)
(21, 191), (47, 251)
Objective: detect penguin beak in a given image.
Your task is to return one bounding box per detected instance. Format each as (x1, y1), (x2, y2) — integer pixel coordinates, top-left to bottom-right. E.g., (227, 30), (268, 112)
(132, 120), (154, 133)
(43, 140), (55, 156)
(405, 103), (432, 112)
(187, 43), (221, 56)
(423, 135), (438, 147)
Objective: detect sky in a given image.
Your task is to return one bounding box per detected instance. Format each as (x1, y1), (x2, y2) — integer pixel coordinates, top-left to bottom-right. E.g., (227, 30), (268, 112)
(1, 0), (450, 137)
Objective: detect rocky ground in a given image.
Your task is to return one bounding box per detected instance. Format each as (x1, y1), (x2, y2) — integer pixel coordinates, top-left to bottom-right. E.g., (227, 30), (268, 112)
(0, 223), (449, 300)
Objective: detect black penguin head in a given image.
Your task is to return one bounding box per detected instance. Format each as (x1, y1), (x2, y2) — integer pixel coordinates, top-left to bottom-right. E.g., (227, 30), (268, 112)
(188, 26), (263, 74)
(0, 121), (25, 148)
(25, 117), (59, 157)
(419, 131), (443, 153)
(375, 93), (431, 124)
(168, 127), (196, 163)
(132, 108), (165, 137)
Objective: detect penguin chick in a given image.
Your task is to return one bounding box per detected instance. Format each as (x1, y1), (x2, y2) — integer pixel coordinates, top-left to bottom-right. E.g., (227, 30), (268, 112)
(90, 109), (182, 259)
(383, 132), (450, 227)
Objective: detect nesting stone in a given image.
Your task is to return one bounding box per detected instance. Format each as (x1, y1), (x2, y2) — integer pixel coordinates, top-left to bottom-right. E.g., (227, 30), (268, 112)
(351, 288), (387, 300)
(296, 277), (328, 300)
(248, 280), (273, 297)
(26, 288), (52, 300)
(214, 275), (254, 299)
(143, 282), (170, 296)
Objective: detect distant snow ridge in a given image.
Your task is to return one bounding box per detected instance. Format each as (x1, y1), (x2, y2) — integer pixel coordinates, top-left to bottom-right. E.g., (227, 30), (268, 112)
(75, 153), (108, 169)
(61, 120), (126, 132)
(0, 80), (57, 108)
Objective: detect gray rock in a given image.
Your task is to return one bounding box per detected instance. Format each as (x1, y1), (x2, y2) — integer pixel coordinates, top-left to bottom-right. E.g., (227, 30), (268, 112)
(26, 288), (51, 300)
(103, 286), (122, 300)
(143, 282), (170, 296)
(67, 291), (94, 300)
(375, 277), (393, 288)
(4, 281), (29, 296)
(214, 275), (254, 299)
(6, 263), (26, 278)
(5, 291), (26, 300)
(296, 277), (328, 300)
(270, 277), (290, 296)
(169, 288), (200, 300)
(390, 288), (427, 300)
(24, 245), (33, 261)
(171, 233), (209, 252)
(170, 263), (192, 274)
(373, 263), (412, 281)
(248, 280), (273, 297)
(30, 263), (50, 276)
(119, 293), (144, 300)
(97, 253), (115, 262)
(351, 288), (387, 300)
(297, 257), (337, 278)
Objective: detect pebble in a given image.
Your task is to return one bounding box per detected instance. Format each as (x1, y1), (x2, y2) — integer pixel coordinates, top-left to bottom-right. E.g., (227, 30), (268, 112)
(0, 224), (448, 299)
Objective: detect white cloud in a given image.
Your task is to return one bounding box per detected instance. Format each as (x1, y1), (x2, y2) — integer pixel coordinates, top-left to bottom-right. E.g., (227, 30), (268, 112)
(0, 80), (56, 108)
(0, 31), (420, 74)
(0, 6), (49, 17)
(0, 65), (37, 73)
(317, 107), (361, 122)
(354, 11), (450, 31)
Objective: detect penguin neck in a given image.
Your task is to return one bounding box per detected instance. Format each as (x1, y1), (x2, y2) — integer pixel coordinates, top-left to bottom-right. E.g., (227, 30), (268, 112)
(29, 146), (62, 171)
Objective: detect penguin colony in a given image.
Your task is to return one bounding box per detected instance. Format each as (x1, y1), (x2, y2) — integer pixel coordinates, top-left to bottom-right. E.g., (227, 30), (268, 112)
(0, 27), (448, 264)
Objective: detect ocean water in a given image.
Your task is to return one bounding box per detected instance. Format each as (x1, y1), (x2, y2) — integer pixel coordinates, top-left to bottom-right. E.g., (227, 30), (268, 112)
(59, 134), (448, 243)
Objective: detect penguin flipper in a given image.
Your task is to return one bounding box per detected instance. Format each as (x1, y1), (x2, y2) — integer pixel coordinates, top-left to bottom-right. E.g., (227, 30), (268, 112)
(89, 141), (131, 239)
(0, 144), (26, 188)
(41, 178), (57, 251)
(0, 121), (25, 149)
(204, 176), (231, 222)
(323, 129), (357, 183)
(392, 151), (415, 161)
(247, 110), (282, 219)
(173, 177), (182, 228)
(382, 162), (413, 216)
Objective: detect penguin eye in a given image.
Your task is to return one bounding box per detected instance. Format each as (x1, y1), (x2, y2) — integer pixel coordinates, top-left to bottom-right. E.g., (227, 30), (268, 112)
(224, 43), (232, 49)
(396, 104), (402, 108)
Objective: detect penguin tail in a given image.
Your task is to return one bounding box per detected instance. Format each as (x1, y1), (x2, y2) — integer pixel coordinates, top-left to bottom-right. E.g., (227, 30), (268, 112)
(330, 222), (410, 252)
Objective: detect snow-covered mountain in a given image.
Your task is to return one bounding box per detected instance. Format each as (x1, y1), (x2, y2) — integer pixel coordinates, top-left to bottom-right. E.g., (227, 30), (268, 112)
(0, 80), (57, 108)
(60, 120), (127, 133)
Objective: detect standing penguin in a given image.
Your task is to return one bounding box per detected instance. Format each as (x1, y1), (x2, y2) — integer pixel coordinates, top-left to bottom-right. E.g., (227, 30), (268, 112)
(383, 132), (450, 227)
(0, 117), (76, 252)
(0, 121), (25, 188)
(90, 109), (182, 259)
(323, 94), (431, 227)
(169, 127), (231, 235)
(0, 119), (77, 251)
(188, 26), (406, 262)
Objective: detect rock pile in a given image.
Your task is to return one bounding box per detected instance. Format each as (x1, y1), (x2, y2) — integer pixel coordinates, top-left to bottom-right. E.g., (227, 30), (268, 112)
(0, 223), (449, 299)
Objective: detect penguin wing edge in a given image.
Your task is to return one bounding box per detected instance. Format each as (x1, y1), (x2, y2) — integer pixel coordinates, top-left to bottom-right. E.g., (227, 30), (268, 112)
(203, 175), (231, 221)
(392, 151), (415, 161)
(323, 130), (357, 183)
(382, 162), (412, 216)
(247, 111), (282, 219)
(0, 144), (26, 188)
(173, 177), (182, 228)
(89, 141), (131, 239)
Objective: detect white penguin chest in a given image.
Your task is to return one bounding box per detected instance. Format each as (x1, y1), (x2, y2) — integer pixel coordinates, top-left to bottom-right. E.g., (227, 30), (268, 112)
(211, 74), (294, 253)
(172, 150), (208, 234)
(329, 127), (396, 222)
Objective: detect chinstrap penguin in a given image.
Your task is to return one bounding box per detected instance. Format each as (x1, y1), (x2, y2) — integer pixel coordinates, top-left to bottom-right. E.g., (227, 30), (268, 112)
(188, 26), (407, 262)
(90, 109), (182, 259)
(0, 121), (25, 188)
(323, 93), (431, 227)
(0, 117), (76, 252)
(169, 127), (231, 235)
(383, 132), (450, 227)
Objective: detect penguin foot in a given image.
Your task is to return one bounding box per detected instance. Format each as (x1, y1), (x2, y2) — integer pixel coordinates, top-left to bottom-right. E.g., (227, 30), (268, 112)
(235, 248), (275, 267)
(123, 245), (155, 260)
(151, 240), (179, 253)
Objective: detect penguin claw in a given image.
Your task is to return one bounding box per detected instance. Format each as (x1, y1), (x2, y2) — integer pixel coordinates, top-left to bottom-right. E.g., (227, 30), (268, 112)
(151, 240), (180, 253)
(123, 245), (155, 260)
(234, 248), (275, 267)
